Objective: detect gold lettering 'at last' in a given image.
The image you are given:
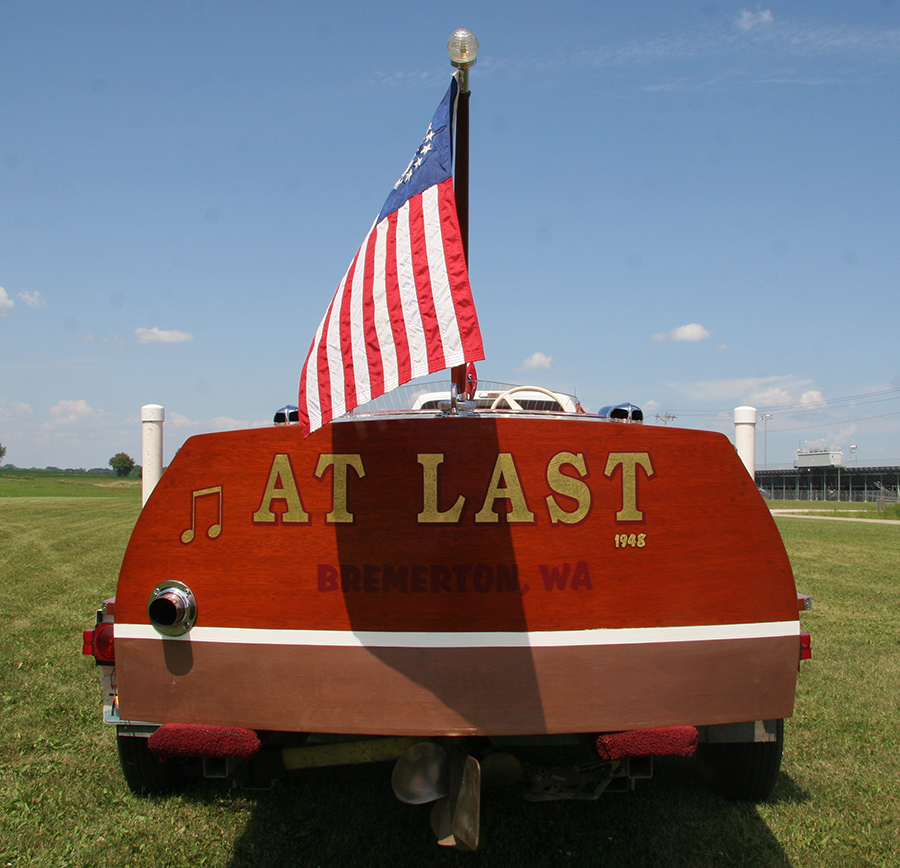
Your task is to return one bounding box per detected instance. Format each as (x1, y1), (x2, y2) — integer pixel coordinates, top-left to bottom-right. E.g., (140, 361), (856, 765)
(603, 452), (654, 521)
(474, 453), (536, 524)
(417, 454), (465, 523)
(252, 454), (309, 524)
(252, 453), (366, 524)
(315, 454), (366, 523)
(417, 450), (651, 525)
(419, 452), (536, 524)
(252, 449), (655, 527)
(545, 451), (590, 525)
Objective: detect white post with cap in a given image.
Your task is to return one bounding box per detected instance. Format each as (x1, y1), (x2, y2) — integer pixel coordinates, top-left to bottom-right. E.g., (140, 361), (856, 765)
(733, 406), (757, 479)
(141, 404), (164, 506)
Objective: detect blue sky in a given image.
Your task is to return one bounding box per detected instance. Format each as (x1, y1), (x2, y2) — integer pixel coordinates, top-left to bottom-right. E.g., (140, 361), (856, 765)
(2, 1), (899, 470)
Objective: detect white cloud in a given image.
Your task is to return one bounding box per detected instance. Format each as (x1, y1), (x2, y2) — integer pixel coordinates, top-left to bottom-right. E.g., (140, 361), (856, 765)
(209, 416), (250, 431)
(167, 410), (201, 429)
(833, 424), (859, 448)
(0, 401), (33, 420)
(674, 375), (796, 403)
(746, 385), (828, 410)
(652, 323), (710, 343)
(746, 385), (794, 406)
(521, 351), (553, 371)
(672, 375), (831, 413)
(738, 9), (774, 32)
(799, 390), (826, 408)
(799, 423), (860, 453)
(204, 416), (271, 432)
(17, 289), (45, 308)
(0, 287), (13, 317)
(47, 399), (102, 425)
(135, 326), (194, 344)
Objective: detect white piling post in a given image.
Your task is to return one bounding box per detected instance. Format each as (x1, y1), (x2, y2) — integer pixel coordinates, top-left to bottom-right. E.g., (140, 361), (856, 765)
(733, 406), (757, 479)
(141, 404), (165, 506)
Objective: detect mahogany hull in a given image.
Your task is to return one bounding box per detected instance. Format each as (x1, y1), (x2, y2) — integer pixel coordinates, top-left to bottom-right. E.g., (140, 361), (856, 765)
(114, 413), (800, 735)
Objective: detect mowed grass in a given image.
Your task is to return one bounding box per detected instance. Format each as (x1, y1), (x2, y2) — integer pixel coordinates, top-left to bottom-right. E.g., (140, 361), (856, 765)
(768, 499), (900, 521)
(0, 468), (141, 498)
(1, 484), (898, 867)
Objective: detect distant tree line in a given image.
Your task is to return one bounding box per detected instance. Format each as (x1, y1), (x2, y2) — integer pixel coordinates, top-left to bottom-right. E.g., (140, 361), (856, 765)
(0, 465), (143, 476)
(0, 445), (142, 478)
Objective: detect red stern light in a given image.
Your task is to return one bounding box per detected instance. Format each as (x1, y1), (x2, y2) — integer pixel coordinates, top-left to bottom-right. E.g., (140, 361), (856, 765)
(83, 621), (115, 664)
(800, 631), (812, 661)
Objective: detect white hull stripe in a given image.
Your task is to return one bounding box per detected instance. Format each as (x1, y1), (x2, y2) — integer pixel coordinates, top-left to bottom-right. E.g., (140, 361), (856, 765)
(115, 621), (800, 649)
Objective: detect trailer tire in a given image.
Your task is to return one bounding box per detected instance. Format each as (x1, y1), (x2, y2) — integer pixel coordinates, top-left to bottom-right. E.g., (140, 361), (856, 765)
(117, 733), (186, 796)
(697, 718), (783, 801)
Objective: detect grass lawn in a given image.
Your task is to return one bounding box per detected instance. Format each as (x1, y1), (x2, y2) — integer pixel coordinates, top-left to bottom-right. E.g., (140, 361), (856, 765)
(1, 482), (898, 867)
(0, 468), (141, 498)
(767, 499), (900, 521)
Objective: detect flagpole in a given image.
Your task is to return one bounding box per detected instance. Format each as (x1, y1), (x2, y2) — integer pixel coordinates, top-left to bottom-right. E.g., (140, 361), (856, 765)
(447, 29), (478, 403)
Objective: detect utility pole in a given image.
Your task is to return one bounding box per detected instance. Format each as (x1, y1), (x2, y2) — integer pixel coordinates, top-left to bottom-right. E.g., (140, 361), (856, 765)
(760, 413), (773, 470)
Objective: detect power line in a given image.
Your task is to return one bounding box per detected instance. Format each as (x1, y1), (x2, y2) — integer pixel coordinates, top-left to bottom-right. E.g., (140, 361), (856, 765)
(658, 385), (900, 423)
(764, 409), (900, 434)
(758, 386), (900, 416)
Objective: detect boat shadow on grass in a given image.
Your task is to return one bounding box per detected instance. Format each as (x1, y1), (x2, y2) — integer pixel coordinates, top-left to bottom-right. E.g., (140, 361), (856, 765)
(211, 757), (809, 868)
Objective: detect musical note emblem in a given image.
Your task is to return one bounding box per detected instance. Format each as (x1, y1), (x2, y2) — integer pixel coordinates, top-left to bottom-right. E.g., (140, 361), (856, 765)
(181, 486), (223, 544)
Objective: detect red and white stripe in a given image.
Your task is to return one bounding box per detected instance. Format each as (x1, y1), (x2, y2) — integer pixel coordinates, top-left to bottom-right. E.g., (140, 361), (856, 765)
(299, 178), (483, 436)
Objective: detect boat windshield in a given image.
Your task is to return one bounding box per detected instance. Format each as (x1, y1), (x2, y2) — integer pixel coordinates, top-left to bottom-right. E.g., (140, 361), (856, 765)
(348, 380), (580, 416)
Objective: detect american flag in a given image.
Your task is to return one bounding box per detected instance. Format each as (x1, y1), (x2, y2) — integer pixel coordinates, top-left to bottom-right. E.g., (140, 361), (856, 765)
(298, 75), (484, 436)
